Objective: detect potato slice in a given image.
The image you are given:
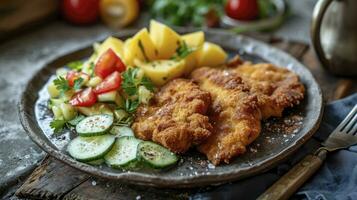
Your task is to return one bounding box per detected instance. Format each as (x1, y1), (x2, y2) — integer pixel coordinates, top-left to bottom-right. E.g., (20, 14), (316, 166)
(97, 36), (124, 59)
(181, 31), (205, 48)
(124, 28), (158, 65)
(149, 20), (181, 59)
(135, 59), (186, 86)
(183, 51), (198, 75)
(196, 42), (227, 67)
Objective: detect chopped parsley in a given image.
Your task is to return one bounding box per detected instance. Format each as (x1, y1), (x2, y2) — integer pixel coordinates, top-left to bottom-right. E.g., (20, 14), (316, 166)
(67, 60), (83, 71)
(171, 41), (194, 60)
(73, 77), (84, 90)
(125, 99), (140, 113)
(50, 119), (67, 133)
(53, 76), (70, 96)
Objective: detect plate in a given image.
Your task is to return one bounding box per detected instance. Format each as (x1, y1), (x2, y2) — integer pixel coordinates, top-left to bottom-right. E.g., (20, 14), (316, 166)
(18, 30), (323, 188)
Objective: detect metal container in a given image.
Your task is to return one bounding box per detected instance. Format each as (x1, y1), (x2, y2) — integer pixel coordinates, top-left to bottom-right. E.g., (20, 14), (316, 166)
(311, 0), (357, 76)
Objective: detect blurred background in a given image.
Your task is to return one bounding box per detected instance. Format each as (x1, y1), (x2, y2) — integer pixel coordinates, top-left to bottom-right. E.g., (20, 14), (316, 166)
(0, 0), (316, 43)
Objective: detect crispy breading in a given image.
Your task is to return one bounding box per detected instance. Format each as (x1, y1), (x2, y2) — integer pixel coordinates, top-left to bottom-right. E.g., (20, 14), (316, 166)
(132, 79), (213, 153)
(228, 56), (305, 119)
(191, 67), (262, 165)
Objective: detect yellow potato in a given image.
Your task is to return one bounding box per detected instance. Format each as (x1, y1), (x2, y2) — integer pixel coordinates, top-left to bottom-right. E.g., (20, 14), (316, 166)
(135, 59), (186, 86)
(97, 36), (124, 58)
(196, 42), (227, 67)
(149, 20), (181, 59)
(124, 28), (158, 66)
(183, 51), (198, 75)
(181, 31), (205, 48)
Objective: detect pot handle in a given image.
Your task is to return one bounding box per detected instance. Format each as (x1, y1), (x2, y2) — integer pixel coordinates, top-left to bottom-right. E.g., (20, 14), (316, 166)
(311, 0), (334, 69)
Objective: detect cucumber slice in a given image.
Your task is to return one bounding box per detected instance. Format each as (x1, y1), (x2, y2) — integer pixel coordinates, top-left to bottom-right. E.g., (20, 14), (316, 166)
(137, 141), (178, 169)
(110, 126), (134, 137)
(67, 135), (115, 162)
(86, 158), (104, 165)
(104, 136), (141, 168)
(76, 114), (113, 137)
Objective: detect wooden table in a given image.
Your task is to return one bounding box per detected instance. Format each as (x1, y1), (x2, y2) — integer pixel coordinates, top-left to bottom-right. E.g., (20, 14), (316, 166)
(7, 37), (357, 200)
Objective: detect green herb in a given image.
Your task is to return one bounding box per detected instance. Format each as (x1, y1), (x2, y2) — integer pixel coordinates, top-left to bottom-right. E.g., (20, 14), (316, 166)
(89, 62), (95, 77)
(141, 76), (155, 92)
(138, 40), (149, 61)
(53, 77), (70, 96)
(50, 119), (67, 133)
(67, 60), (84, 71)
(125, 99), (140, 113)
(73, 77), (84, 90)
(171, 41), (194, 60)
(67, 115), (85, 126)
(122, 68), (139, 96)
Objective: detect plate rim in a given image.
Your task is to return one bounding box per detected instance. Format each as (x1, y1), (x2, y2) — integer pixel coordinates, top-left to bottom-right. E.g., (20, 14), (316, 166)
(18, 29), (324, 188)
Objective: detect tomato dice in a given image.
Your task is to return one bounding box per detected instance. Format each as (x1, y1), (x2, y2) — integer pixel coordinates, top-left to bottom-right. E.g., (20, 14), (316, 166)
(62, 0), (99, 25)
(94, 71), (122, 94)
(94, 49), (126, 78)
(225, 0), (259, 21)
(66, 71), (90, 87)
(69, 88), (97, 107)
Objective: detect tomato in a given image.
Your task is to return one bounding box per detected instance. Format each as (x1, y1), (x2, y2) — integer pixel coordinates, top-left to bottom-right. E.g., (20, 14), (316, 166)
(62, 0), (99, 25)
(94, 49), (126, 78)
(69, 88), (97, 107)
(94, 71), (122, 94)
(66, 71), (90, 87)
(225, 0), (259, 21)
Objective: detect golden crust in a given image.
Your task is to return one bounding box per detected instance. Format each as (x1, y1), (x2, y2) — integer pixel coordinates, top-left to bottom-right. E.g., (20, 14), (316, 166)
(228, 56), (305, 119)
(191, 67), (262, 165)
(132, 79), (213, 153)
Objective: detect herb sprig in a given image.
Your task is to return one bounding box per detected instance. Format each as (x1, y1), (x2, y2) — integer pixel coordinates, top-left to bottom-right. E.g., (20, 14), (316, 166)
(53, 76), (70, 96)
(171, 41), (195, 60)
(67, 60), (84, 71)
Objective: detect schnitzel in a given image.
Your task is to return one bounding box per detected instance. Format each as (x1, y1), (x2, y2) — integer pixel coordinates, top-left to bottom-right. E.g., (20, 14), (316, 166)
(132, 79), (213, 153)
(191, 67), (262, 165)
(227, 56), (305, 119)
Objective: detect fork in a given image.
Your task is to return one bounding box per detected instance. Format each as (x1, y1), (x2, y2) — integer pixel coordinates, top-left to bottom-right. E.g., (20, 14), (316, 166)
(258, 104), (357, 200)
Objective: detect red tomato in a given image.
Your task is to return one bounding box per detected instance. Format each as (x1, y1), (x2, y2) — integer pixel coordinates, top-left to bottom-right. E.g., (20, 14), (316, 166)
(94, 71), (122, 94)
(225, 0), (259, 21)
(94, 49), (126, 78)
(62, 0), (99, 25)
(66, 71), (90, 87)
(69, 88), (97, 107)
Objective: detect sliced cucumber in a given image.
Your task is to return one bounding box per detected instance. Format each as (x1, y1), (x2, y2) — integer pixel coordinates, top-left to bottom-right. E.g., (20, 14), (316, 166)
(97, 91), (124, 107)
(86, 158), (104, 166)
(110, 126), (134, 137)
(76, 114), (113, 137)
(67, 135), (115, 162)
(60, 103), (77, 121)
(67, 115), (85, 126)
(137, 141), (178, 169)
(104, 136), (141, 168)
(113, 109), (128, 121)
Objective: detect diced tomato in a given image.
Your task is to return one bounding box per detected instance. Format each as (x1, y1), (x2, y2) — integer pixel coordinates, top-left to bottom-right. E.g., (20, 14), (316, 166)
(66, 71), (90, 87)
(69, 88), (97, 107)
(62, 0), (99, 25)
(94, 49), (126, 78)
(225, 0), (259, 21)
(93, 71), (122, 94)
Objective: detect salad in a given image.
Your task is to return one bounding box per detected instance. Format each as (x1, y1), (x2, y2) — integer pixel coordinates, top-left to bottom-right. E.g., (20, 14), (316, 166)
(47, 20), (227, 169)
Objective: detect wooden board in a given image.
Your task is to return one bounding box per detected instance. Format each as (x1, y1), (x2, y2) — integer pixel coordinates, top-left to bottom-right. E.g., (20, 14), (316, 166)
(14, 39), (357, 200)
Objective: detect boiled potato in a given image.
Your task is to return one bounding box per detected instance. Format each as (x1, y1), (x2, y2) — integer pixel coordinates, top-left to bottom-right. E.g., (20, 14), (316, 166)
(149, 20), (181, 59)
(183, 51), (198, 75)
(97, 36), (124, 58)
(196, 42), (227, 67)
(181, 31), (205, 48)
(135, 59), (186, 86)
(124, 28), (158, 66)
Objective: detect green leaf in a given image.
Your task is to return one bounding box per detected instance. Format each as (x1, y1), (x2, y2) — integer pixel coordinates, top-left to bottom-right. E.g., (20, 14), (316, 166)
(172, 41), (194, 60)
(141, 76), (155, 92)
(67, 60), (84, 71)
(50, 119), (67, 133)
(125, 99), (140, 113)
(73, 77), (84, 90)
(53, 77), (70, 96)
(122, 68), (139, 96)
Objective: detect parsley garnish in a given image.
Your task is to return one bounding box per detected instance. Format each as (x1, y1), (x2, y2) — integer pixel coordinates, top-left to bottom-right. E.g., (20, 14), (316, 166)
(171, 41), (194, 60)
(73, 77), (84, 90)
(53, 77), (70, 96)
(50, 119), (67, 133)
(67, 60), (83, 71)
(125, 99), (140, 113)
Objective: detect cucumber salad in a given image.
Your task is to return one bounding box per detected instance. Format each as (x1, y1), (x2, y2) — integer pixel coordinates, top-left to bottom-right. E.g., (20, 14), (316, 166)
(47, 36), (178, 169)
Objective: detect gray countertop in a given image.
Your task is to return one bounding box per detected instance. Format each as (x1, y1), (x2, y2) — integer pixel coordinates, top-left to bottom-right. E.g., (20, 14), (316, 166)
(0, 0), (317, 196)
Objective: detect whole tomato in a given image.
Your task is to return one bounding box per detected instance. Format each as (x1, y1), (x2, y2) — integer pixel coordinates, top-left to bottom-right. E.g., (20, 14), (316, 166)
(225, 0), (259, 21)
(62, 0), (99, 25)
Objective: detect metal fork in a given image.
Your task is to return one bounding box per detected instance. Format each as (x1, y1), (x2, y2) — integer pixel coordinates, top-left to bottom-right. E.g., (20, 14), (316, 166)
(258, 104), (357, 200)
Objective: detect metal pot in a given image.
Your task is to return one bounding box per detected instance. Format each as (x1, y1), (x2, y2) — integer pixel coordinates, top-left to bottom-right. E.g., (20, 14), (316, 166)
(311, 0), (357, 76)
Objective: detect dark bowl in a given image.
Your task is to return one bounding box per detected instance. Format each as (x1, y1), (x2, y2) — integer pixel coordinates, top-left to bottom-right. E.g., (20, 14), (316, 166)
(18, 30), (323, 188)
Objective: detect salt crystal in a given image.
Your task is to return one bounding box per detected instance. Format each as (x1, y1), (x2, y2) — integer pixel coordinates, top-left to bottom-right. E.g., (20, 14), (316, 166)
(207, 163), (215, 169)
(91, 181), (97, 186)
